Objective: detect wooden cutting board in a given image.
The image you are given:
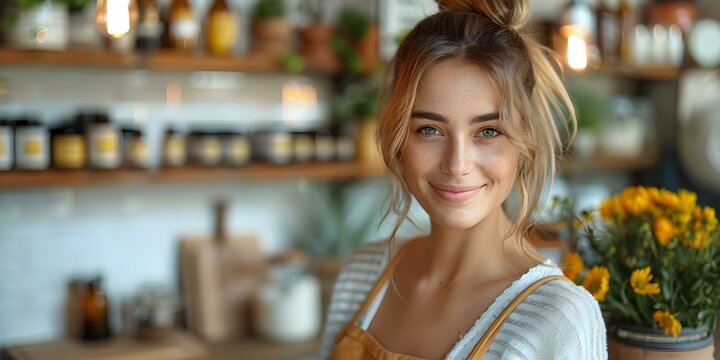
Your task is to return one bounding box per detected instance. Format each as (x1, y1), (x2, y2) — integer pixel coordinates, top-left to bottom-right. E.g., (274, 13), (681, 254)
(180, 202), (266, 343)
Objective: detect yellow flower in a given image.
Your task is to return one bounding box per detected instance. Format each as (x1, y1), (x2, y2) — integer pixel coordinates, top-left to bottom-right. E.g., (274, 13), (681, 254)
(704, 207), (717, 232)
(684, 231), (710, 250)
(630, 267), (661, 295)
(562, 252), (584, 282)
(600, 197), (626, 221)
(653, 310), (682, 337)
(583, 266), (610, 302)
(621, 186), (651, 215)
(655, 189), (681, 210)
(678, 189), (697, 214)
(654, 217), (678, 246)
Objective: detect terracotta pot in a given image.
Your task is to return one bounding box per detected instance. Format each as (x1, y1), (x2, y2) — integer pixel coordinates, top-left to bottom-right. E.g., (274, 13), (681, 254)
(609, 323), (716, 360)
(353, 25), (379, 73)
(299, 24), (340, 71)
(250, 18), (292, 55)
(647, 1), (698, 35)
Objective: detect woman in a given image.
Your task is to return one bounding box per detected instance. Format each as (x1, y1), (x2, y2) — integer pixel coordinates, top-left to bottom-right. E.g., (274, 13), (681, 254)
(320, 0), (608, 358)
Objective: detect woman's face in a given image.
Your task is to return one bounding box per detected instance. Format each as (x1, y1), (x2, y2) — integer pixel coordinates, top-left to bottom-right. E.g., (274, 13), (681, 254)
(400, 59), (520, 230)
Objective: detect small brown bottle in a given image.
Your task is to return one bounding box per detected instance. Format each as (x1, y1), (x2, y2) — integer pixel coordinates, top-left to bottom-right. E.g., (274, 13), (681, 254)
(617, 0), (635, 64)
(168, 0), (200, 50)
(82, 278), (111, 341)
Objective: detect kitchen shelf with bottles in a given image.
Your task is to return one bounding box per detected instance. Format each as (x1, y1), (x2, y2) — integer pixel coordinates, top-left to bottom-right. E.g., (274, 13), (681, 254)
(0, 48), (341, 75)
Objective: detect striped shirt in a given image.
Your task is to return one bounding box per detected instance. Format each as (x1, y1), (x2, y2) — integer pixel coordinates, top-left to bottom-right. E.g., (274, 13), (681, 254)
(319, 240), (608, 359)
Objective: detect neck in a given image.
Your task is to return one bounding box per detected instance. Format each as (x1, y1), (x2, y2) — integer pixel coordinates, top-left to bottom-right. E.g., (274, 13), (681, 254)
(411, 207), (523, 287)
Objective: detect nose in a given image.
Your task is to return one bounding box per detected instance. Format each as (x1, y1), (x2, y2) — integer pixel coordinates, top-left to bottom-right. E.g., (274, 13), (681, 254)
(440, 136), (472, 176)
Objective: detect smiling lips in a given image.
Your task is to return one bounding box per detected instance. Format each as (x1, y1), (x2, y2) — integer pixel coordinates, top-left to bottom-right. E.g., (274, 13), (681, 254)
(430, 183), (486, 202)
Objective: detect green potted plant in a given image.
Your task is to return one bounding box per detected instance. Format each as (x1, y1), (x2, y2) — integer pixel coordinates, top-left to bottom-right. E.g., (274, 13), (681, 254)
(295, 183), (379, 316)
(297, 0), (339, 72)
(570, 87), (604, 159)
(331, 8), (378, 74)
(332, 77), (383, 169)
(250, 0), (292, 57)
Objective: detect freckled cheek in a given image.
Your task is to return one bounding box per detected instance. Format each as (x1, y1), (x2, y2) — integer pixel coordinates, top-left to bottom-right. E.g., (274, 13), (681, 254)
(471, 144), (519, 181)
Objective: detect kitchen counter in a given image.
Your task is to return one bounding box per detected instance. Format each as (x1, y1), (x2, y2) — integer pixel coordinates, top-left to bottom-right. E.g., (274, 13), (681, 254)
(2, 332), (321, 360)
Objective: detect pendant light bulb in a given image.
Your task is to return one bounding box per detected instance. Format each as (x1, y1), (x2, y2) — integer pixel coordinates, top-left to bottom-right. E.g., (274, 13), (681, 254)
(95, 0), (139, 39)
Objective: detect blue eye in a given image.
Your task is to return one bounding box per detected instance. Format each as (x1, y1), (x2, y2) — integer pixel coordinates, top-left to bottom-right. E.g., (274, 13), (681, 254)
(417, 126), (441, 137)
(479, 128), (500, 138)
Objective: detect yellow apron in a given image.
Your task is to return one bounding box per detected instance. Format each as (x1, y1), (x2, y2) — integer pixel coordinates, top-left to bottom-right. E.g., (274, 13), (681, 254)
(329, 240), (568, 360)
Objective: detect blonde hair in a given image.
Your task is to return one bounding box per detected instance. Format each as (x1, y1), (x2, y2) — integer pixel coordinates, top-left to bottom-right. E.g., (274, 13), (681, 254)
(377, 0), (576, 263)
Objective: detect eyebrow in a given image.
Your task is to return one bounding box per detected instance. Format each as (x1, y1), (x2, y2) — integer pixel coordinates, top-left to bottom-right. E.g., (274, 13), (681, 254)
(410, 110), (500, 123)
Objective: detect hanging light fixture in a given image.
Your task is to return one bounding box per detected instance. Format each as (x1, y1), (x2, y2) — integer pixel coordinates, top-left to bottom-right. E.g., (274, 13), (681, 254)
(95, 0), (139, 39)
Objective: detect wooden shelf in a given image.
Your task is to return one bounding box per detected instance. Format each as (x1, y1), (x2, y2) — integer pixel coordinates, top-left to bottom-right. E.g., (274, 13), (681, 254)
(0, 162), (385, 189)
(567, 64), (681, 80)
(0, 48), (339, 75)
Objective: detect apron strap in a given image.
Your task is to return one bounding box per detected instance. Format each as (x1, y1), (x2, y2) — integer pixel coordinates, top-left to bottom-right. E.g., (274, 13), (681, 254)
(467, 274), (570, 358)
(334, 238), (418, 344)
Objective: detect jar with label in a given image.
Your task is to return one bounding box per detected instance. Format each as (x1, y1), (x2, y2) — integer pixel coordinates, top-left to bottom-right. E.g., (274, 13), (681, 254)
(292, 131), (314, 163)
(335, 135), (356, 162)
(314, 129), (335, 162)
(205, 0), (237, 55)
(87, 114), (121, 169)
(51, 122), (87, 170)
(163, 128), (186, 167)
(0, 120), (13, 170)
(15, 119), (49, 170)
(189, 131), (223, 166)
(122, 128), (151, 168)
(168, 0), (199, 50)
(252, 131), (293, 165)
(224, 132), (251, 166)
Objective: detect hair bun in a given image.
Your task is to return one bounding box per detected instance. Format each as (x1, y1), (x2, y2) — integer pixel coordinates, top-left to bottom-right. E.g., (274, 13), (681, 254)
(436, 0), (529, 30)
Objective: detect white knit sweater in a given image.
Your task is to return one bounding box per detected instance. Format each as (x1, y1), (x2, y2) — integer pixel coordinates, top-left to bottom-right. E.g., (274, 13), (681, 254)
(319, 240), (608, 359)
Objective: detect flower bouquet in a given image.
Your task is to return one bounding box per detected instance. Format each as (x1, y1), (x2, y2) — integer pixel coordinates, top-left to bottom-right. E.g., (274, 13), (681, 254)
(559, 186), (719, 354)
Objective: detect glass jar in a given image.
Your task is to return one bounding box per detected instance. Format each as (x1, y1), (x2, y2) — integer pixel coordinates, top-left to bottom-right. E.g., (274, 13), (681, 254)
(87, 114), (121, 169)
(335, 135), (356, 162)
(252, 130), (293, 165)
(51, 122), (87, 170)
(189, 131), (222, 166)
(224, 132), (251, 166)
(163, 128), (186, 167)
(15, 119), (49, 170)
(292, 131), (314, 163)
(314, 129), (335, 162)
(123, 128), (151, 168)
(0, 120), (13, 170)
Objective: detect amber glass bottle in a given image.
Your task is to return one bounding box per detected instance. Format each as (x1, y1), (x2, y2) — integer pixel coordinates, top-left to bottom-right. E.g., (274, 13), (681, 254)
(82, 278), (111, 341)
(168, 0), (199, 50)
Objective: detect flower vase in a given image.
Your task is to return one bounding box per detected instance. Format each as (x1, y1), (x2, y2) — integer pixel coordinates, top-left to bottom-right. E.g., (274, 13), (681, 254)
(609, 323), (716, 360)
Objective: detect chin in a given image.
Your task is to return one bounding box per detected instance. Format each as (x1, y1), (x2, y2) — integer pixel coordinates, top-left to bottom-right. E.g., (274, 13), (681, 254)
(421, 202), (492, 230)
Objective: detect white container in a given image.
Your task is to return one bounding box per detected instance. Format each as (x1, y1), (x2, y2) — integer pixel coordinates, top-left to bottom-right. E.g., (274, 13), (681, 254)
(15, 120), (49, 170)
(88, 118), (121, 169)
(0, 121), (13, 170)
(253, 273), (321, 343)
(12, 0), (69, 50)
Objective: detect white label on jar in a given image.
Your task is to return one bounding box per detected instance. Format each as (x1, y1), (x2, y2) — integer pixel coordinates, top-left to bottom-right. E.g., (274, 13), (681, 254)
(171, 18), (200, 39)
